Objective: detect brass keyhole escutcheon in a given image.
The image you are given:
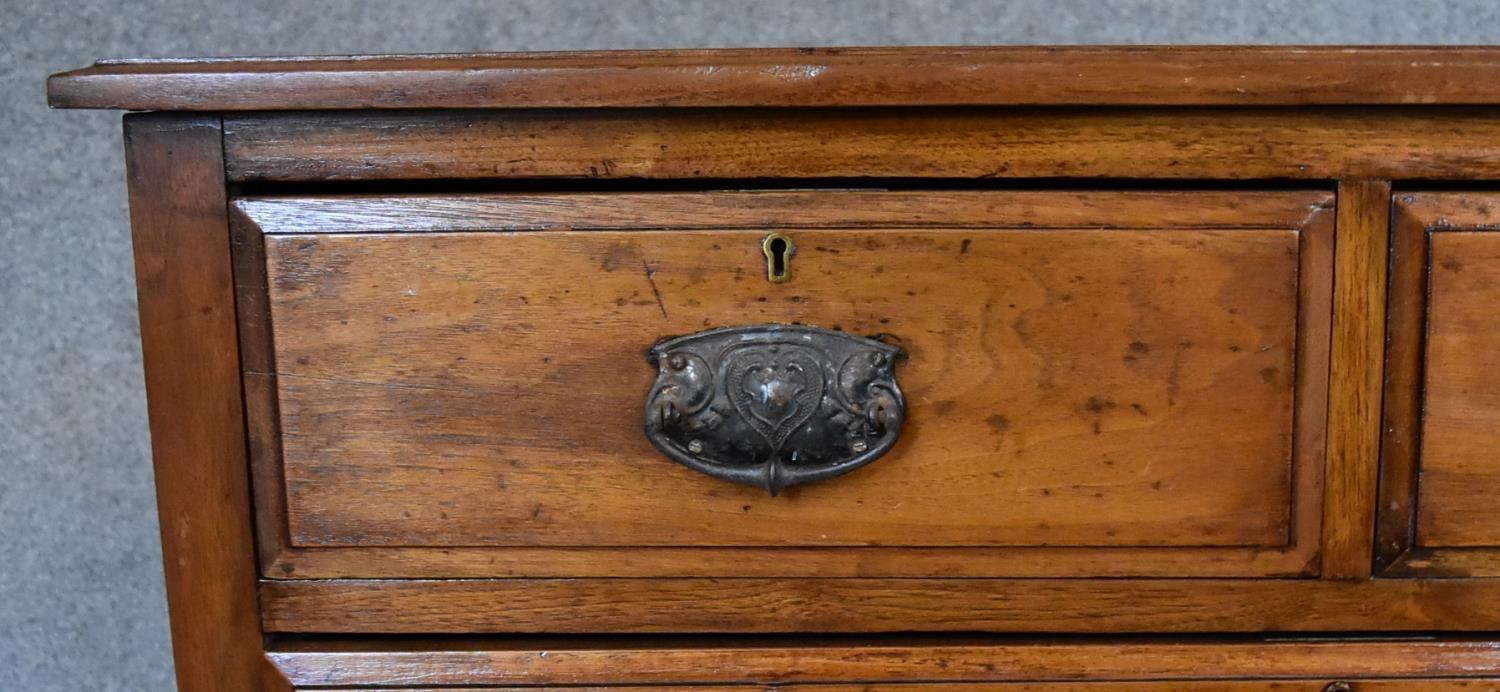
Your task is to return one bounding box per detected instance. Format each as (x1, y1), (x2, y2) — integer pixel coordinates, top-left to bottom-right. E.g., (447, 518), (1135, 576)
(762, 233), (794, 283)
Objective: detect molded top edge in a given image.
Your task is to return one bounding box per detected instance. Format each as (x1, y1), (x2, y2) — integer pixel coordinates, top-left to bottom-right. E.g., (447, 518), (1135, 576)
(48, 45), (1500, 111)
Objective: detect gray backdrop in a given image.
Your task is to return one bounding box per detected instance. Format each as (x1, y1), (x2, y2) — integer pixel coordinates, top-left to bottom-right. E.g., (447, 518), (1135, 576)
(6, 1), (1500, 689)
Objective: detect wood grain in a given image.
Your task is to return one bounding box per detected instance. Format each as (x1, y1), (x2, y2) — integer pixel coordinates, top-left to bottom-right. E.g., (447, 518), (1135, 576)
(123, 114), (270, 690)
(222, 108), (1500, 182)
(1376, 194), (1434, 573)
(1418, 232), (1500, 546)
(65, 46), (1500, 689)
(47, 47), (1500, 111)
(239, 191), (1329, 580)
(264, 635), (1500, 687)
(1376, 193), (1500, 577)
(1321, 180), (1391, 579)
(229, 206), (295, 577)
(788, 686), (1499, 692)
(262, 545), (1316, 580)
(261, 578), (1500, 633)
(287, 685), (1500, 692)
(234, 190), (1331, 234)
(1383, 549), (1500, 579)
(269, 231), (1296, 546)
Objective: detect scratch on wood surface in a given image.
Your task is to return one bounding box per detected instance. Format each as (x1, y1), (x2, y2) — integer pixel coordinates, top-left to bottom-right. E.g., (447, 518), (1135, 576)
(642, 259), (668, 318)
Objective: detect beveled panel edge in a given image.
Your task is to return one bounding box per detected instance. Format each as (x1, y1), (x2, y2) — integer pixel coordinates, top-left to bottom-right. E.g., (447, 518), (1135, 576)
(231, 190), (1335, 234)
(230, 207), (294, 579)
(264, 545), (1318, 580)
(264, 634), (1500, 687)
(1295, 203), (1335, 574)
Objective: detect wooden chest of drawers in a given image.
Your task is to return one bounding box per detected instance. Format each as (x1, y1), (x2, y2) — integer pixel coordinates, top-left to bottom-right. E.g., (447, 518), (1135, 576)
(48, 47), (1500, 690)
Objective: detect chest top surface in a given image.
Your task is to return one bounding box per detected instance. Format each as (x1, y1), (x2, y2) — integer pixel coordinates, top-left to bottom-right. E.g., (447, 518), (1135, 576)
(46, 46), (1500, 111)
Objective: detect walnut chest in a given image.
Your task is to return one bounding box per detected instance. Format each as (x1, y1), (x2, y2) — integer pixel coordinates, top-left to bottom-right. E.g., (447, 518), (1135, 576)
(47, 47), (1500, 690)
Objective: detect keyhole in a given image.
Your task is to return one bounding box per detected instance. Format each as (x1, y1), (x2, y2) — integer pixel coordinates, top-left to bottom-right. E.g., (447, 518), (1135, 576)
(762, 233), (794, 283)
(769, 237), (788, 276)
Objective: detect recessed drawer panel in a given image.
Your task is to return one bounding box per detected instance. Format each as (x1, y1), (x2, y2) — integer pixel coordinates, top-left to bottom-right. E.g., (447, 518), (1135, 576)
(1381, 192), (1500, 576)
(234, 190), (1332, 579)
(1417, 231), (1500, 547)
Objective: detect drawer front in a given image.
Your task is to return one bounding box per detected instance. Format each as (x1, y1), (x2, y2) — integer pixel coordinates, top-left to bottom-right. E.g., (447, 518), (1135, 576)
(1381, 193), (1500, 576)
(236, 190), (1332, 579)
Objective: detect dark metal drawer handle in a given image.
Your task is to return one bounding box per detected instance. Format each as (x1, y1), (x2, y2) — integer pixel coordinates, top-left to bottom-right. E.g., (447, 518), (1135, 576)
(644, 324), (905, 495)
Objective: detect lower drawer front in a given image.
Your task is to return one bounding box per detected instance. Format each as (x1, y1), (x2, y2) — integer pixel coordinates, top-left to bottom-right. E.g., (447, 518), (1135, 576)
(237, 190), (1332, 582)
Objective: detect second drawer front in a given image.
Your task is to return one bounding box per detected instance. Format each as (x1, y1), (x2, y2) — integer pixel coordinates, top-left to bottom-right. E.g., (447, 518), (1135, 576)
(236, 190), (1332, 579)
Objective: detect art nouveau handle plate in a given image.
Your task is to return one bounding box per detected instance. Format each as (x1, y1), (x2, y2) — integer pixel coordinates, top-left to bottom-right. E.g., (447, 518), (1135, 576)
(644, 324), (905, 495)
